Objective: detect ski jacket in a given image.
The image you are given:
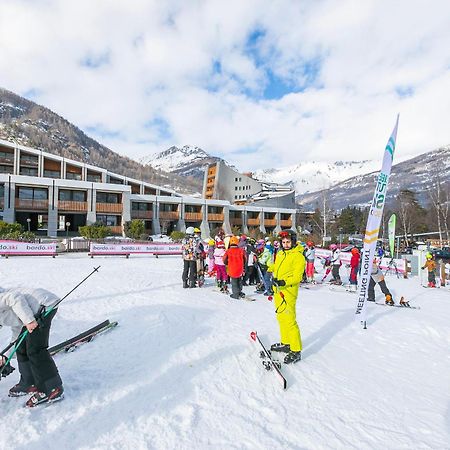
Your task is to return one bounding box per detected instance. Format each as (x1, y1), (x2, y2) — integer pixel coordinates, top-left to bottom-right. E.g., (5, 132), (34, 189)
(0, 288), (59, 342)
(305, 247), (315, 262)
(181, 236), (201, 261)
(258, 247), (274, 268)
(350, 253), (360, 270)
(371, 262), (385, 283)
(268, 245), (306, 297)
(213, 247), (226, 266)
(207, 246), (215, 259)
(422, 260), (436, 272)
(331, 249), (341, 265)
(223, 246), (246, 278)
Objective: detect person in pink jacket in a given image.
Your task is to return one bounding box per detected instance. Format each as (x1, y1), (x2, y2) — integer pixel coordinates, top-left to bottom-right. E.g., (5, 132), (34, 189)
(213, 241), (228, 293)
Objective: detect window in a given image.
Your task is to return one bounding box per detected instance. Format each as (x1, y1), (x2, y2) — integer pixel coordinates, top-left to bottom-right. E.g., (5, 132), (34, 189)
(132, 202), (151, 211)
(18, 187), (48, 200)
(96, 215), (120, 226)
(235, 186), (238, 191)
(97, 192), (120, 204)
(59, 190), (86, 202)
(37, 214), (48, 230)
(19, 167), (38, 176)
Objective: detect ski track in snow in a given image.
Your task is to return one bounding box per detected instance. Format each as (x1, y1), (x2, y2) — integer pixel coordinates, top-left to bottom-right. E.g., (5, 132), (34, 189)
(0, 254), (449, 449)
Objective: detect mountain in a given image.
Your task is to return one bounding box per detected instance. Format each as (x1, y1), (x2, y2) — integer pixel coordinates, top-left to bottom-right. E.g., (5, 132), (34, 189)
(140, 144), (229, 181)
(252, 160), (384, 195)
(296, 146), (450, 210)
(0, 88), (202, 195)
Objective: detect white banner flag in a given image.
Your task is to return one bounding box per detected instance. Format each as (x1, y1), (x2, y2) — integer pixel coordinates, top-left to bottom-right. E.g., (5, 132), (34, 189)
(355, 116), (399, 326)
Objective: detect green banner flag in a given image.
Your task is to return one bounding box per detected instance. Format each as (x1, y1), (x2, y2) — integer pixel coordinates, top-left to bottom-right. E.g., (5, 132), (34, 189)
(388, 214), (396, 257)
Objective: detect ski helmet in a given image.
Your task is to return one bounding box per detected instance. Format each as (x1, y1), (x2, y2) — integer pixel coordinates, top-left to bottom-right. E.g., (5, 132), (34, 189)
(229, 236), (239, 246)
(329, 244), (337, 250)
(193, 227), (201, 234)
(217, 240), (225, 248)
(185, 226), (195, 235)
(208, 239), (215, 246)
(307, 241), (314, 247)
(351, 247), (359, 255)
(426, 252), (433, 260)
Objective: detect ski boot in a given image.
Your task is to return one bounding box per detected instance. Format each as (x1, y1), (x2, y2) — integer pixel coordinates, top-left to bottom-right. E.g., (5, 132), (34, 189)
(284, 351), (302, 364)
(385, 294), (395, 306)
(270, 343), (290, 353)
(183, 281), (189, 289)
(8, 383), (38, 397)
(26, 386), (64, 408)
(399, 297), (410, 307)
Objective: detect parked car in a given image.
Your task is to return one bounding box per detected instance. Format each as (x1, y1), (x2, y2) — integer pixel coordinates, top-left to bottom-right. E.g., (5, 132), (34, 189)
(432, 246), (450, 261)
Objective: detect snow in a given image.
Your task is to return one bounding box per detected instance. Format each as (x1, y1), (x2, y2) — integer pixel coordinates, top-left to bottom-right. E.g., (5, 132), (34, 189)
(1, 254), (449, 449)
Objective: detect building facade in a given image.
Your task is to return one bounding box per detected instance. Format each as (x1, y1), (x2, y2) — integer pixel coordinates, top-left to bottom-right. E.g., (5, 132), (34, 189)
(0, 139), (297, 238)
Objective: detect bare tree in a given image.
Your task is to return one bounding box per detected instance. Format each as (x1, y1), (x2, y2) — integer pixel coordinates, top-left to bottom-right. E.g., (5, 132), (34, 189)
(427, 173), (450, 244)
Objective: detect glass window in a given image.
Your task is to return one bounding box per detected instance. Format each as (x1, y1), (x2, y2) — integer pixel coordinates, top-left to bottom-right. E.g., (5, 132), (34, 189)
(59, 190), (71, 201)
(33, 189), (48, 200)
(18, 188), (33, 200)
(73, 191), (86, 202)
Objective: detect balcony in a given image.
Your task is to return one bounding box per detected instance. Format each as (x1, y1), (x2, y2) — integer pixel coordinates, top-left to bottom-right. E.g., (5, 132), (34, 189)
(159, 211), (179, 220)
(96, 202), (123, 213)
(131, 210), (153, 219)
(208, 213), (224, 222)
(230, 218), (242, 225)
(58, 201), (88, 212)
(247, 218), (260, 226)
(184, 212), (202, 221)
(280, 219), (292, 227)
(264, 219), (277, 227)
(0, 156), (14, 165)
(20, 158), (38, 168)
(66, 172), (82, 181)
(15, 199), (48, 210)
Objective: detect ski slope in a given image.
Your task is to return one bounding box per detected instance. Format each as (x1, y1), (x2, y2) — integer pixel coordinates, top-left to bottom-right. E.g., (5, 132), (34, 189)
(0, 254), (449, 450)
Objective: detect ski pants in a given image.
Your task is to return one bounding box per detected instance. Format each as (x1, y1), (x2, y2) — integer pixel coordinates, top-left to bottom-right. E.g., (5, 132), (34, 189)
(368, 278), (391, 301)
(16, 309), (63, 395)
(215, 264), (227, 282)
(247, 266), (257, 285)
(349, 267), (358, 285)
(306, 261), (315, 280)
(230, 277), (242, 297)
(274, 290), (302, 352)
(332, 265), (341, 282)
(427, 271), (436, 284)
(182, 260), (197, 286)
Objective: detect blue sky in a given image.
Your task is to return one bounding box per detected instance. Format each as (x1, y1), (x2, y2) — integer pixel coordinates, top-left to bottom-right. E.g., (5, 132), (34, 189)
(0, 0), (449, 171)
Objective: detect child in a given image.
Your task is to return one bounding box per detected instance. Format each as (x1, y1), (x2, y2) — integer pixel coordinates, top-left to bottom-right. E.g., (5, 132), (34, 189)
(305, 241), (316, 283)
(223, 236), (247, 299)
(330, 244), (342, 285)
(349, 247), (360, 292)
(207, 239), (216, 277)
(422, 253), (437, 287)
(321, 255), (332, 282)
(213, 241), (228, 293)
(367, 258), (394, 304)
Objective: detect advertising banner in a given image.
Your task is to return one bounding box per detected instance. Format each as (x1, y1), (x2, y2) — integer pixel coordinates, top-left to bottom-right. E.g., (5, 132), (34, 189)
(0, 240), (57, 256)
(89, 242), (182, 256)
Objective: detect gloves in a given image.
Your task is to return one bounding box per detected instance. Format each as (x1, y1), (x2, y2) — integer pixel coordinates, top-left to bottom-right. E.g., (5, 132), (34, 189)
(0, 354), (16, 378)
(272, 278), (286, 287)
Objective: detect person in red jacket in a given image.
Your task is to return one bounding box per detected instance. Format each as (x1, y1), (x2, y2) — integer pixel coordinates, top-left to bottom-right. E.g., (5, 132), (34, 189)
(223, 236), (247, 299)
(349, 247), (360, 292)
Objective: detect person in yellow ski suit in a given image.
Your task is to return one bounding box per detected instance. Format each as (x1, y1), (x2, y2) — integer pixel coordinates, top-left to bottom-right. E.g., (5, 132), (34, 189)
(268, 230), (305, 364)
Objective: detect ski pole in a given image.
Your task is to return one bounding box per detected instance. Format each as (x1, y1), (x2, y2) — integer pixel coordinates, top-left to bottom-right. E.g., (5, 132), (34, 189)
(0, 266), (100, 377)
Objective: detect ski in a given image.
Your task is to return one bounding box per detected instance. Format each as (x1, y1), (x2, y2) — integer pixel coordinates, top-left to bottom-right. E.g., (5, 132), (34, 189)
(48, 320), (118, 356)
(329, 285), (355, 293)
(373, 298), (420, 310)
(250, 331), (287, 390)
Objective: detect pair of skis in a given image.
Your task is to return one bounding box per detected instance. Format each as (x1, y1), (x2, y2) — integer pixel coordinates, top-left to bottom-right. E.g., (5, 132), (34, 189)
(49, 319), (118, 356)
(250, 331), (287, 390)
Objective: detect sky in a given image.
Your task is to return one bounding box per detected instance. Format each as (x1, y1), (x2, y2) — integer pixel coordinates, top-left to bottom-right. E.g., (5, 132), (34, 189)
(0, 0), (449, 171)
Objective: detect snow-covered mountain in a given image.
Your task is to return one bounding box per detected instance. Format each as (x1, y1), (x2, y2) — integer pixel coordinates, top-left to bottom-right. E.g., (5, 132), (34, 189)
(297, 146), (450, 210)
(252, 160), (384, 195)
(140, 145), (227, 180)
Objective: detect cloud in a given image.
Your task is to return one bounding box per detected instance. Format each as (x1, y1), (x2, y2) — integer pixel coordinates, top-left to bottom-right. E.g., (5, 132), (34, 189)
(0, 0), (449, 171)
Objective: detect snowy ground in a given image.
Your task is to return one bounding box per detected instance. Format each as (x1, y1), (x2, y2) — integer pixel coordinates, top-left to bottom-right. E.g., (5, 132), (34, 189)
(0, 254), (449, 450)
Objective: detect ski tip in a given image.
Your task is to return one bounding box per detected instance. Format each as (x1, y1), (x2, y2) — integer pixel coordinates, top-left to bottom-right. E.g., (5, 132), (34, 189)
(250, 331), (257, 341)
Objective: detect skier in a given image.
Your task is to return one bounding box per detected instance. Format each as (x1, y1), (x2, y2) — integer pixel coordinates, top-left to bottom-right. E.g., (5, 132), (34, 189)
(330, 244), (342, 285)
(213, 241), (228, 293)
(258, 240), (274, 296)
(349, 247), (360, 292)
(305, 241), (316, 283)
(321, 255), (332, 282)
(0, 288), (64, 407)
(223, 236), (247, 299)
(194, 228), (205, 287)
(367, 258), (394, 305)
(268, 230), (305, 364)
(181, 227), (200, 288)
(206, 239), (216, 277)
(422, 253), (437, 287)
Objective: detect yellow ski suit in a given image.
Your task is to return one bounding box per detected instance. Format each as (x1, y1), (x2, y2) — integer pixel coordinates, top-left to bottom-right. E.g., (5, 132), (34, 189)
(268, 244), (305, 352)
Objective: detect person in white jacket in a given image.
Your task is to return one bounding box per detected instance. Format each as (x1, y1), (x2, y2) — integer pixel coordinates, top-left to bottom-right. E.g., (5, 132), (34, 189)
(0, 287), (64, 407)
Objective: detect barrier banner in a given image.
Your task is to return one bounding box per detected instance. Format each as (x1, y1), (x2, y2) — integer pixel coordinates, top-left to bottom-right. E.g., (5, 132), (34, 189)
(0, 240), (57, 256)
(89, 242), (182, 256)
